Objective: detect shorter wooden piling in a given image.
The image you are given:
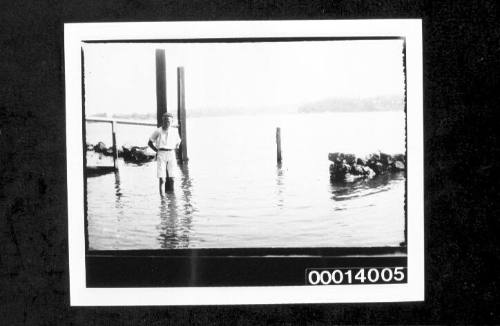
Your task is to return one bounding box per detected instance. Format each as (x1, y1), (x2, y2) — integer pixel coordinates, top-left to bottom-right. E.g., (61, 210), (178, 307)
(404, 212), (408, 246)
(111, 121), (118, 170)
(276, 127), (282, 163)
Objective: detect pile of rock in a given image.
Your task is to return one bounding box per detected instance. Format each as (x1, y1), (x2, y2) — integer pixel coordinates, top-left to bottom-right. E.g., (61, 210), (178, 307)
(121, 145), (155, 163)
(329, 152), (405, 182)
(87, 142), (155, 164)
(90, 141), (115, 156)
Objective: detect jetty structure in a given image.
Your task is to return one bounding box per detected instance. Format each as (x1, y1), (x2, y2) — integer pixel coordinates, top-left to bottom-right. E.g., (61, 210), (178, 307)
(85, 49), (188, 174)
(84, 44), (410, 288)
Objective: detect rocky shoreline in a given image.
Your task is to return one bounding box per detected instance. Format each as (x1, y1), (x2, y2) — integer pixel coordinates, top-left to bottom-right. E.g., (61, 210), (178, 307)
(329, 152), (405, 182)
(87, 142), (155, 164)
(87, 142), (406, 176)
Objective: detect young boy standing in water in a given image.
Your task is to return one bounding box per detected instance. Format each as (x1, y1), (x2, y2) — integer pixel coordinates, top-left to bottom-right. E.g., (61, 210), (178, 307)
(148, 112), (182, 196)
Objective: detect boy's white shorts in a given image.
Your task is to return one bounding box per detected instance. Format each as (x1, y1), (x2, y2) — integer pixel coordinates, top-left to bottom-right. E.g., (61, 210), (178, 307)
(156, 150), (176, 178)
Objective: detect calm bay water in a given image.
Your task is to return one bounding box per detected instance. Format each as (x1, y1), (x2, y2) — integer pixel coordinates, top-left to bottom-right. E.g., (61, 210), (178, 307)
(86, 112), (406, 250)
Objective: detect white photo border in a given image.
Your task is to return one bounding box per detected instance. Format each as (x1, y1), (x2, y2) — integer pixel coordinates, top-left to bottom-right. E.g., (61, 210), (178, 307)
(65, 20), (423, 306)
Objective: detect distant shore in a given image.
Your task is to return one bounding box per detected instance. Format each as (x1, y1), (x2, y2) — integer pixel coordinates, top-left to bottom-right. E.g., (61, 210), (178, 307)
(87, 95), (404, 119)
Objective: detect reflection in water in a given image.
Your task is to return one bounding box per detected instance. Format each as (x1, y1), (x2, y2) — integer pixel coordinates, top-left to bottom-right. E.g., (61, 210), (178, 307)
(179, 163), (196, 217)
(275, 162), (284, 208)
(156, 164), (194, 249)
(88, 112), (407, 249)
(157, 192), (181, 248)
(114, 171), (122, 199)
(330, 172), (405, 201)
(179, 163), (198, 285)
(113, 171), (125, 218)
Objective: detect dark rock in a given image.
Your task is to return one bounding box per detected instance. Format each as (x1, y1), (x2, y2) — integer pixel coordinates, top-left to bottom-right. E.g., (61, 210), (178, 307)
(368, 161), (384, 175)
(122, 145), (132, 160)
(344, 162), (352, 174)
(362, 166), (376, 177)
(351, 164), (365, 176)
(131, 146), (146, 161)
(344, 153), (356, 165)
(328, 152), (343, 162)
(94, 141), (107, 153)
(379, 152), (392, 166)
(105, 147), (114, 156)
(391, 160), (405, 171)
(330, 160), (349, 181)
(393, 154), (406, 164)
(344, 173), (365, 182)
(356, 158), (366, 166)
(119, 145), (155, 163)
(128, 146), (155, 163)
(330, 158), (376, 181)
(329, 151), (404, 182)
(368, 152), (380, 161)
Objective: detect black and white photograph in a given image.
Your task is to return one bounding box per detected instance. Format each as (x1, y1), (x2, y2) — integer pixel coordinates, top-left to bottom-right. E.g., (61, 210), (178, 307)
(65, 20), (423, 305)
(5, 1), (500, 322)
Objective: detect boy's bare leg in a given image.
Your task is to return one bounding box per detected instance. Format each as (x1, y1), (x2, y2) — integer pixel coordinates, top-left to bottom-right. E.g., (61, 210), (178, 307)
(159, 178), (166, 196)
(165, 165), (174, 192)
(165, 177), (174, 192)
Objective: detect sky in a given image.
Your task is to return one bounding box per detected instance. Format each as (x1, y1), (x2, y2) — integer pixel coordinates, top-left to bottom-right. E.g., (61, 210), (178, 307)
(83, 40), (405, 116)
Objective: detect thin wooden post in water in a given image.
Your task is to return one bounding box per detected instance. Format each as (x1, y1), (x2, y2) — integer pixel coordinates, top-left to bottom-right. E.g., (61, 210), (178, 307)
(111, 120), (118, 170)
(276, 127), (282, 163)
(155, 49), (167, 127)
(404, 211), (408, 246)
(177, 66), (188, 162)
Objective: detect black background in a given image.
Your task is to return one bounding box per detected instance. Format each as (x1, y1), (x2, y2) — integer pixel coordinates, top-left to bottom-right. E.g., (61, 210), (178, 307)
(1, 0), (499, 324)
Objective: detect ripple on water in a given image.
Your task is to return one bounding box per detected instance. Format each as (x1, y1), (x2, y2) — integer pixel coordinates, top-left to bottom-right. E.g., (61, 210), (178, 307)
(87, 113), (406, 249)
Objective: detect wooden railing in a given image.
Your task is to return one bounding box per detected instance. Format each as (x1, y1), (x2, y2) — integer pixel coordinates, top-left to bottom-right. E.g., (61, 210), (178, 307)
(86, 118), (158, 171)
(85, 117), (156, 127)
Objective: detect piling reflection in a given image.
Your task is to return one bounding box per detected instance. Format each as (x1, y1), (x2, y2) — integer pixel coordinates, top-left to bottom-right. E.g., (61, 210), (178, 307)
(330, 172), (405, 201)
(178, 163), (198, 285)
(275, 162), (284, 208)
(157, 164), (194, 249)
(114, 171), (122, 198)
(179, 163), (196, 217)
(113, 171), (125, 214)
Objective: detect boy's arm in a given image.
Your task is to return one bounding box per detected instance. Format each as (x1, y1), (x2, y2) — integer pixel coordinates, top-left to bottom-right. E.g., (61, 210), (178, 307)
(148, 140), (157, 152)
(148, 130), (158, 152)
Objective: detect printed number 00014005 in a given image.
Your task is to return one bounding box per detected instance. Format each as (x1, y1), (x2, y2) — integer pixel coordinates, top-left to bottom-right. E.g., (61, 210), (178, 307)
(306, 267), (407, 285)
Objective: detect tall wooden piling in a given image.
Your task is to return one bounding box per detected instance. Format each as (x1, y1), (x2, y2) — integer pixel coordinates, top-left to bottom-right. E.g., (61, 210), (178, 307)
(276, 127), (282, 163)
(177, 67), (188, 162)
(155, 49), (167, 127)
(111, 120), (118, 170)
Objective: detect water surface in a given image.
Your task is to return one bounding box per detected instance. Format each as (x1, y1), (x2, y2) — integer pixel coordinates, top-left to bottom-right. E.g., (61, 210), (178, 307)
(86, 112), (406, 249)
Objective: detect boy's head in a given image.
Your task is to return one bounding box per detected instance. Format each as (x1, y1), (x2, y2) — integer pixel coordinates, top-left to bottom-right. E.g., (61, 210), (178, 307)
(162, 112), (174, 128)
